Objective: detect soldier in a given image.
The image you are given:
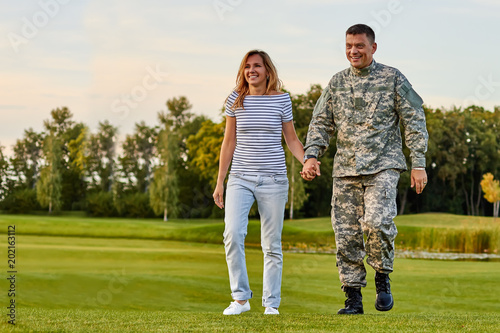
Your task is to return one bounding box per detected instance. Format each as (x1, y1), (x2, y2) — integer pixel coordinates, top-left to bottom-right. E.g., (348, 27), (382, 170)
(301, 24), (428, 314)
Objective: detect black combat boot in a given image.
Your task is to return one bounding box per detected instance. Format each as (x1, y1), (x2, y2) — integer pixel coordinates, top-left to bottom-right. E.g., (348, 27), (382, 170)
(337, 286), (363, 315)
(375, 272), (393, 311)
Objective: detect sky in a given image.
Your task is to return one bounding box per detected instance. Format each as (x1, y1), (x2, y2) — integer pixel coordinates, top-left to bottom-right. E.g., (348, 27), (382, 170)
(1, 0), (500, 155)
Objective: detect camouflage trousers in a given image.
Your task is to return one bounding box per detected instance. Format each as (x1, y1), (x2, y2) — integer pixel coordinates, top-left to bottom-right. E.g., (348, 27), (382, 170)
(331, 169), (400, 288)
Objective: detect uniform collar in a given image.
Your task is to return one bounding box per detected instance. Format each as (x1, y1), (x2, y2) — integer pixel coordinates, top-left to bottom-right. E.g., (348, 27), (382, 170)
(350, 60), (377, 77)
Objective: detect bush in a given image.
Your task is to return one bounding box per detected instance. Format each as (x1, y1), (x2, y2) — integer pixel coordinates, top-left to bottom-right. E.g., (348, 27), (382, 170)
(119, 192), (155, 218)
(85, 191), (117, 217)
(1, 188), (41, 213)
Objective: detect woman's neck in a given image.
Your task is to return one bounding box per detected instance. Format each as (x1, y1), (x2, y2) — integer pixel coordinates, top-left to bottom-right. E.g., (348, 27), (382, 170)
(248, 85), (267, 96)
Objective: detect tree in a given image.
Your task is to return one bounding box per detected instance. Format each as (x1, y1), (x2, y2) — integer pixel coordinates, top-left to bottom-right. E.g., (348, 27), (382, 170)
(43, 107), (87, 210)
(186, 118), (225, 188)
(112, 122), (157, 217)
(117, 122), (158, 193)
(460, 106), (496, 216)
(166, 96), (193, 129)
(0, 144), (9, 200)
(68, 125), (88, 178)
(36, 133), (62, 213)
(413, 105), (500, 216)
(480, 173), (500, 219)
(1, 130), (44, 213)
(86, 121), (118, 192)
(424, 107), (470, 214)
(161, 97), (213, 218)
(149, 124), (179, 221)
(10, 128), (44, 190)
(43, 107), (75, 135)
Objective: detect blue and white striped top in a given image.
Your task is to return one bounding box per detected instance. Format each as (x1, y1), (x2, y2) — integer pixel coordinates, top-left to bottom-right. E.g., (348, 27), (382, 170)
(225, 90), (293, 175)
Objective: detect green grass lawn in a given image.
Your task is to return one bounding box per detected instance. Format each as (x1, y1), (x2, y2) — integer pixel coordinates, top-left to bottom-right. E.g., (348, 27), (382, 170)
(0, 232), (499, 332)
(1, 213), (498, 253)
(0, 214), (499, 332)
(285, 213), (498, 230)
(6, 310), (500, 332)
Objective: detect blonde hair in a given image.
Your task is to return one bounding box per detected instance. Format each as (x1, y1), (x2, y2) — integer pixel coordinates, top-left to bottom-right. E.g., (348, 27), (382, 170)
(230, 50), (283, 110)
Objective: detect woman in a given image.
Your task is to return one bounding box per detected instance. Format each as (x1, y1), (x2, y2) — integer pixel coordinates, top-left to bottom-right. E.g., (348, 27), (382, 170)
(213, 50), (313, 315)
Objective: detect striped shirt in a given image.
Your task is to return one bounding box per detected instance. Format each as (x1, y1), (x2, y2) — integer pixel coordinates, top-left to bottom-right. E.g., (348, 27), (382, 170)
(225, 90), (293, 175)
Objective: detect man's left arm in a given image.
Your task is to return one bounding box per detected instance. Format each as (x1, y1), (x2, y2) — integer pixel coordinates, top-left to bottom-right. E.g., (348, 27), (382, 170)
(395, 73), (429, 194)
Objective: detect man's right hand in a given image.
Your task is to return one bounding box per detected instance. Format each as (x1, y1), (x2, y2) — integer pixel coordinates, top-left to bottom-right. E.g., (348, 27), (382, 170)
(300, 158), (321, 181)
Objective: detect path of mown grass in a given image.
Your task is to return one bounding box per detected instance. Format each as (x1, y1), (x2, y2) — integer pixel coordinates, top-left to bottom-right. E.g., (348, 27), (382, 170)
(0, 231), (499, 332)
(0, 213), (499, 253)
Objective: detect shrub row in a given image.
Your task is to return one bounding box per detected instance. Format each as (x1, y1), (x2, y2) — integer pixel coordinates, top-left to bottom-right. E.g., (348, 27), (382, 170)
(1, 189), (156, 218)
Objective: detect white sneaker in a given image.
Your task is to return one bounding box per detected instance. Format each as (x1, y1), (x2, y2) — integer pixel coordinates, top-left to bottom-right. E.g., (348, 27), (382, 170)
(264, 307), (279, 315)
(223, 301), (250, 315)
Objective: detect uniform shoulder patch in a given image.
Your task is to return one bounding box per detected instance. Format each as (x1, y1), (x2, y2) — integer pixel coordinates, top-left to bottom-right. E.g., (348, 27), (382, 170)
(398, 81), (423, 108)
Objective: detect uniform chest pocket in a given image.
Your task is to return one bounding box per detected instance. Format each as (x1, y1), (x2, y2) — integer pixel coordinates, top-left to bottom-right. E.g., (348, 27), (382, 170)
(331, 88), (352, 124)
(364, 86), (396, 126)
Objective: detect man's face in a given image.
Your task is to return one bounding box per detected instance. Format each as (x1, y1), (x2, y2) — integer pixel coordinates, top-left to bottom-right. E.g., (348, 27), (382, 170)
(345, 33), (377, 69)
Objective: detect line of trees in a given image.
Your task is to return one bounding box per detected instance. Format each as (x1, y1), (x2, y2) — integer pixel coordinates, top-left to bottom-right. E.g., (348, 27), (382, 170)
(0, 85), (499, 219)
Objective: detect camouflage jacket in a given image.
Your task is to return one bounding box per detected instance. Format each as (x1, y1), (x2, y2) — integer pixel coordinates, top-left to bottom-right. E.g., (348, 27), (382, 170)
(304, 60), (428, 177)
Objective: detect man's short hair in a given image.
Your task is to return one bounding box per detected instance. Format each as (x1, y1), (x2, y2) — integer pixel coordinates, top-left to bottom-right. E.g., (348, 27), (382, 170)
(346, 24), (375, 44)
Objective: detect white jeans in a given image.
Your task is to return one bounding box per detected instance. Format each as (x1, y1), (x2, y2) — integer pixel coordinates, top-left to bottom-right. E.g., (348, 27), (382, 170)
(223, 173), (288, 308)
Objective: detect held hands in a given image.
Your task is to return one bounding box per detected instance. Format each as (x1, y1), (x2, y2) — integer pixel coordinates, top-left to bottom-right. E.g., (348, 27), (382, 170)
(214, 158), (323, 208)
(300, 158), (321, 181)
(411, 169), (427, 194)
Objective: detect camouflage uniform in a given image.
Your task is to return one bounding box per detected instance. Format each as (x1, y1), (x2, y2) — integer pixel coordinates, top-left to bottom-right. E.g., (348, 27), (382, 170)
(304, 60), (428, 288)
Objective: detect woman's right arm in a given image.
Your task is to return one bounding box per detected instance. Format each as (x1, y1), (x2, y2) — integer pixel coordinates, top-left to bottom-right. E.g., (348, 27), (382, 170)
(213, 116), (236, 209)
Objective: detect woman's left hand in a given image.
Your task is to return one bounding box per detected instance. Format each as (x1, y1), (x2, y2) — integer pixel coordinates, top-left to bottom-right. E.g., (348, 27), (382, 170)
(213, 184), (225, 209)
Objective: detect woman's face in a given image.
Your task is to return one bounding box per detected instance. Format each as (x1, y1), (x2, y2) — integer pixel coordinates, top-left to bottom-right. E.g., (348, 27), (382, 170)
(244, 54), (268, 88)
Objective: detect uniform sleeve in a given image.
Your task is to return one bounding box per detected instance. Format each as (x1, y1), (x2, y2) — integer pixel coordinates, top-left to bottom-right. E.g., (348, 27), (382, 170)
(304, 85), (336, 158)
(282, 94), (293, 123)
(395, 73), (428, 168)
(225, 91), (237, 117)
